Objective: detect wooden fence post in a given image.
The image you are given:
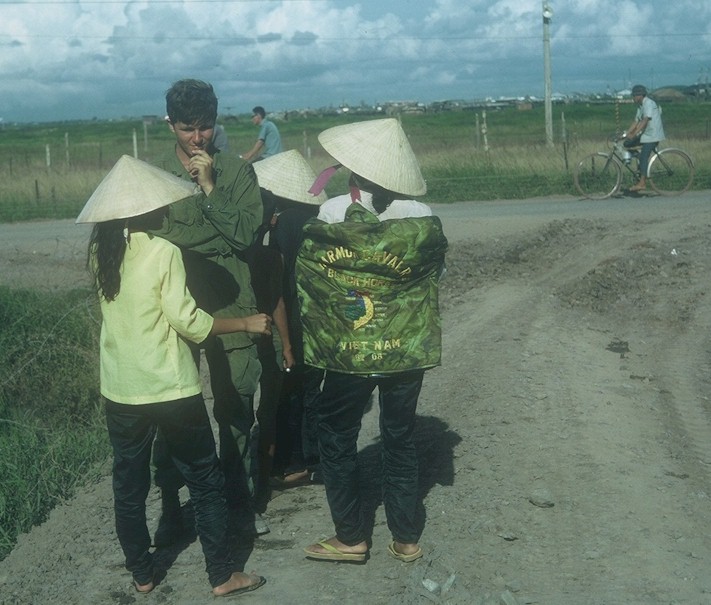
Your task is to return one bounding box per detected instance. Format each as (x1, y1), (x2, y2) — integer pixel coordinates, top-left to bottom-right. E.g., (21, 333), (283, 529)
(561, 112), (569, 171)
(481, 111), (489, 153)
(475, 114), (481, 150)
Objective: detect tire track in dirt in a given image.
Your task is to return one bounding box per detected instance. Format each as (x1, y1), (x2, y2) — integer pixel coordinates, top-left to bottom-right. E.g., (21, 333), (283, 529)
(430, 215), (711, 603)
(649, 297), (711, 474)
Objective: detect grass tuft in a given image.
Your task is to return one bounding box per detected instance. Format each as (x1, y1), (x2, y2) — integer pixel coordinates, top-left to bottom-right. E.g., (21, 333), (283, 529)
(0, 287), (108, 560)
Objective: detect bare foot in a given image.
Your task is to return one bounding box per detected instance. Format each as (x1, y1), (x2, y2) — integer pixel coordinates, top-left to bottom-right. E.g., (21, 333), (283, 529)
(392, 541), (420, 556)
(133, 579), (154, 594)
(388, 540), (423, 562)
(212, 571), (265, 597)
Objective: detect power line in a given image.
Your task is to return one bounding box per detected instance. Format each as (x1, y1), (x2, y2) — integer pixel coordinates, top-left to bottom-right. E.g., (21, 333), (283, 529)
(0, 32), (707, 42)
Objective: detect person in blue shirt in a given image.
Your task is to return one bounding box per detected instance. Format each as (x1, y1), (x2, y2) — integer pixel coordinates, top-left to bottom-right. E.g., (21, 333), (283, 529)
(241, 106), (283, 162)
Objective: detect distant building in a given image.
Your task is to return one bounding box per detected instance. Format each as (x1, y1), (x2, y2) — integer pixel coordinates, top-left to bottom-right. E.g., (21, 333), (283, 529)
(653, 88), (689, 102)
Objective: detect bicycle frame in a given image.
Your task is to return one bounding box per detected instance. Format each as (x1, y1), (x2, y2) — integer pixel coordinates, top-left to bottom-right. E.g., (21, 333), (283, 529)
(611, 141), (642, 180)
(573, 137), (694, 199)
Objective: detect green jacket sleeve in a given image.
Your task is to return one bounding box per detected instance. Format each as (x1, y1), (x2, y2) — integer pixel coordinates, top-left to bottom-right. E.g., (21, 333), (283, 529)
(196, 155), (263, 254)
(152, 154), (263, 257)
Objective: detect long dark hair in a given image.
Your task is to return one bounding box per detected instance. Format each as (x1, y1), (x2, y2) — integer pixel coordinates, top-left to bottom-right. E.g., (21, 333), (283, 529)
(350, 173), (396, 214)
(88, 220), (126, 301)
(87, 208), (166, 301)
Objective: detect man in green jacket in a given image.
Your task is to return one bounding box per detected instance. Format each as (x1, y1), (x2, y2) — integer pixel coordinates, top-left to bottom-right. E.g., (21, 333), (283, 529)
(150, 79), (266, 540)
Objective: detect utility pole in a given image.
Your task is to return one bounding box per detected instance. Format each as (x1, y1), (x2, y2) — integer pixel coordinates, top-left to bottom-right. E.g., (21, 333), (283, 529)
(543, 1), (554, 147)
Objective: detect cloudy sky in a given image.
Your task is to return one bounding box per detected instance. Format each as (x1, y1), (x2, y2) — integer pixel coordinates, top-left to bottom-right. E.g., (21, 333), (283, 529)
(1, 0), (710, 123)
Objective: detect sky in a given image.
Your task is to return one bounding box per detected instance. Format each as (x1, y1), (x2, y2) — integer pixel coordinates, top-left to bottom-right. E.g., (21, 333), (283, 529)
(1, 0), (710, 123)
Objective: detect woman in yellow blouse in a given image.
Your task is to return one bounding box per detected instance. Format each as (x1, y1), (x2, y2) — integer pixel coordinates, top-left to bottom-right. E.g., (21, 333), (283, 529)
(77, 156), (268, 598)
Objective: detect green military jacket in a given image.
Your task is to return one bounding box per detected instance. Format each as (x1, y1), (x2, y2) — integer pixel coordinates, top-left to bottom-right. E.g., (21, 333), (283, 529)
(296, 203), (448, 375)
(150, 151), (263, 353)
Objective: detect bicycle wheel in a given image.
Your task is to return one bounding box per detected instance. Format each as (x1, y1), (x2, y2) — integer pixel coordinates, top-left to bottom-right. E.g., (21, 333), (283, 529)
(573, 152), (622, 200)
(648, 148), (694, 195)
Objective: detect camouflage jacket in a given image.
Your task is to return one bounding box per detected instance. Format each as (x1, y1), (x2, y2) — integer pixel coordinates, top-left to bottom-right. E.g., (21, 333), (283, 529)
(296, 203), (447, 375)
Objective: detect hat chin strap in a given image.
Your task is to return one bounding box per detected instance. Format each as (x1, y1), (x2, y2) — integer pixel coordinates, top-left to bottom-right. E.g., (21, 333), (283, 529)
(308, 164), (341, 195)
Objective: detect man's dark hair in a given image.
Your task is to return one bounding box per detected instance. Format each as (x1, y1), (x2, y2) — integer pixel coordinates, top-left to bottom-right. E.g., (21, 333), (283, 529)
(252, 106), (266, 118)
(166, 79), (218, 126)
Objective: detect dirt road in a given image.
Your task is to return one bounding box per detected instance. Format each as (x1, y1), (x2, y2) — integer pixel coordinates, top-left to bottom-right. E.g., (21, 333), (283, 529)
(2, 191), (711, 604)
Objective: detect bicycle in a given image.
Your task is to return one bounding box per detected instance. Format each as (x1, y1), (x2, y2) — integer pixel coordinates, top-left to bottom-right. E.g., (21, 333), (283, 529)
(573, 135), (694, 200)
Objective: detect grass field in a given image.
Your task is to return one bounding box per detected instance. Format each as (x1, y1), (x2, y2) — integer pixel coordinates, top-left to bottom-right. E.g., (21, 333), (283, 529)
(1, 101), (709, 222)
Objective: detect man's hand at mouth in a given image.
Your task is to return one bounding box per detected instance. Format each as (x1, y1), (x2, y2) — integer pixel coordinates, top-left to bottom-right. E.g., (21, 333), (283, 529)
(188, 150), (215, 196)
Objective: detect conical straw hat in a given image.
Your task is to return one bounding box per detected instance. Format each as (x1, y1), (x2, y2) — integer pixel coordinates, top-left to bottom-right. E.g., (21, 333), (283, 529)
(317, 118), (426, 197)
(76, 155), (198, 223)
(253, 149), (327, 205)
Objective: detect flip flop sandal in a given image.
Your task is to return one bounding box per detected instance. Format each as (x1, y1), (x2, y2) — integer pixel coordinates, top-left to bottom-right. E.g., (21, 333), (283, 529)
(304, 540), (367, 562)
(215, 575), (266, 598)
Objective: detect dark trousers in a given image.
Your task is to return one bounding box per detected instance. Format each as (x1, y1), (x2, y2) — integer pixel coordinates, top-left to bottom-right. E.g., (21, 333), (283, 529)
(300, 366), (324, 468)
(105, 395), (234, 588)
(638, 142), (658, 177)
(281, 365), (323, 472)
(206, 343), (259, 509)
(316, 370), (424, 546)
(255, 340), (284, 460)
(154, 341), (259, 511)
(254, 340), (284, 509)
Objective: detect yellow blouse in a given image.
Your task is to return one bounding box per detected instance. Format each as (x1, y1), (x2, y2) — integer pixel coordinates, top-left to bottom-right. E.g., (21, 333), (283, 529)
(98, 232), (213, 404)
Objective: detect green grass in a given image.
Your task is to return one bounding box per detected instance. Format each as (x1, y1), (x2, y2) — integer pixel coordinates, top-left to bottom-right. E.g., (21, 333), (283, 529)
(1, 101), (709, 222)
(0, 287), (108, 560)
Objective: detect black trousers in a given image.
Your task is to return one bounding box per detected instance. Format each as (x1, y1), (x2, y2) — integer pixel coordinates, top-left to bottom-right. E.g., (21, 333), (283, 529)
(316, 370), (424, 546)
(153, 340), (259, 512)
(105, 395), (234, 588)
(281, 365), (324, 472)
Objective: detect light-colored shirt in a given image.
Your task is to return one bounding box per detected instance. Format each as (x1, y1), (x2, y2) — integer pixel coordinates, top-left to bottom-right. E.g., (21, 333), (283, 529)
(635, 96), (665, 143)
(98, 232), (214, 405)
(317, 191), (432, 224)
(257, 119), (282, 158)
(212, 124), (229, 153)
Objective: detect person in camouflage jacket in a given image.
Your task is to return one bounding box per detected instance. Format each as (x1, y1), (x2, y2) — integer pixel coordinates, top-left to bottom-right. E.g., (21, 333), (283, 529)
(301, 119), (447, 564)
